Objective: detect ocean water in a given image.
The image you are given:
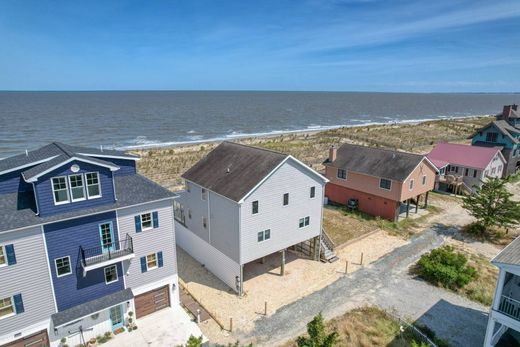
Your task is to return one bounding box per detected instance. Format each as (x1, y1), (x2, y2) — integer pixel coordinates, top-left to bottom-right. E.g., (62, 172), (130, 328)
(0, 91), (518, 158)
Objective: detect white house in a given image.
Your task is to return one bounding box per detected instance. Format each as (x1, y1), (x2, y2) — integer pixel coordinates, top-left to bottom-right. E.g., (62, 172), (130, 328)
(483, 236), (520, 347)
(173, 142), (329, 295)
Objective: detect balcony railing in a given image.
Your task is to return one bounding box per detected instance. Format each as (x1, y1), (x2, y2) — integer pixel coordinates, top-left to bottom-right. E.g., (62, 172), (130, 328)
(80, 234), (134, 269)
(498, 295), (520, 321)
(438, 174), (464, 185)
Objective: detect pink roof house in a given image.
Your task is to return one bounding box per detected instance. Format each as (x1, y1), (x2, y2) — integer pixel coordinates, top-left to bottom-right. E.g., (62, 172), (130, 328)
(427, 142), (506, 194)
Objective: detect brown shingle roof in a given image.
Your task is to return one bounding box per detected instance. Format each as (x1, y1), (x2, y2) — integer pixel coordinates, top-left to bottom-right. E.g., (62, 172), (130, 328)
(493, 236), (520, 266)
(182, 142), (288, 202)
(326, 143), (426, 182)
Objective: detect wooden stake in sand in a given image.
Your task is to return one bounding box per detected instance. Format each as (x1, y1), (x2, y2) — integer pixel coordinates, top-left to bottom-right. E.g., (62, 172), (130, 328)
(360, 252), (364, 265)
(345, 260), (348, 274)
(230, 317), (233, 332)
(264, 301), (268, 316)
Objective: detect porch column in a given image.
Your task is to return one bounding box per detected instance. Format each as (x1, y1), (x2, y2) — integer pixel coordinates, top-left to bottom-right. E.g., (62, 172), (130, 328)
(424, 191), (429, 208)
(238, 265), (244, 297)
(415, 195), (420, 213)
(483, 269), (507, 346)
(406, 199), (410, 217)
(280, 249), (286, 276)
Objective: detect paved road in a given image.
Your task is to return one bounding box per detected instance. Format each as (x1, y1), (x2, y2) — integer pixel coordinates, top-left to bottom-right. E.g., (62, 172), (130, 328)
(237, 223), (489, 347)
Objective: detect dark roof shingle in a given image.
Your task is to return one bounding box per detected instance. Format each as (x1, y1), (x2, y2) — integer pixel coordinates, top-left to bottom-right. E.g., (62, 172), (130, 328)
(182, 142), (288, 202)
(493, 236), (520, 266)
(326, 144), (427, 182)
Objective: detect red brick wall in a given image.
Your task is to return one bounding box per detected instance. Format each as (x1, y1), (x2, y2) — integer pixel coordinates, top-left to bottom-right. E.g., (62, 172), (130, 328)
(325, 182), (398, 221)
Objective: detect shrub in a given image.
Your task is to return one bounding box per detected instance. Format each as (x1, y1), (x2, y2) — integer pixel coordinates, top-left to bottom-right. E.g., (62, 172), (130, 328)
(297, 312), (338, 347)
(185, 335), (203, 347)
(416, 246), (477, 289)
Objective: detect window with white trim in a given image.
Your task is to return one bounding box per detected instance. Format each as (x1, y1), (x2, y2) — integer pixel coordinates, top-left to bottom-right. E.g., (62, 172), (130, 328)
(0, 297), (14, 319)
(55, 256), (72, 277)
(69, 174), (86, 201)
(337, 169), (347, 179)
(257, 229), (271, 242)
(252, 201), (259, 214)
(0, 246), (5, 266)
(409, 179), (414, 190)
(85, 172), (101, 198)
(379, 178), (392, 190)
(422, 175), (427, 186)
(104, 265), (118, 284)
(146, 253), (158, 270)
(52, 177), (69, 204)
(310, 186), (316, 198)
(299, 216), (310, 228)
(140, 213), (152, 230)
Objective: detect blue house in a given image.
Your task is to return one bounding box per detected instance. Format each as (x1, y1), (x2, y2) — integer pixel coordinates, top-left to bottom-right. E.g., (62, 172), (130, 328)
(471, 105), (520, 177)
(0, 143), (179, 347)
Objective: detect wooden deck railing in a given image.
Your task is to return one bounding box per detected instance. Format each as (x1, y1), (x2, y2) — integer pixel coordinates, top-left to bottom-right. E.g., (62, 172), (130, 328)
(498, 295), (520, 321)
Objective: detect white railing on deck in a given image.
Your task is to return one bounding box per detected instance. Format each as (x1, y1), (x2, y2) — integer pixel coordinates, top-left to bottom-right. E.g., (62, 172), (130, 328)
(499, 295), (520, 321)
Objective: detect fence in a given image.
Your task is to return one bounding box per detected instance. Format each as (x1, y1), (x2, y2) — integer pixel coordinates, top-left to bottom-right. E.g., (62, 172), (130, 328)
(385, 310), (438, 347)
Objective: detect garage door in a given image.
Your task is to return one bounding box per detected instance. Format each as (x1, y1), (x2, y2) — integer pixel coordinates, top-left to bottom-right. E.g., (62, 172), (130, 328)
(2, 330), (49, 347)
(135, 285), (170, 318)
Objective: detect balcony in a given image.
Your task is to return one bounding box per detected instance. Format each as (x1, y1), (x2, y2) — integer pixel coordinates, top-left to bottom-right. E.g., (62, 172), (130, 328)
(80, 234), (135, 274)
(498, 295), (520, 321)
(438, 174), (464, 185)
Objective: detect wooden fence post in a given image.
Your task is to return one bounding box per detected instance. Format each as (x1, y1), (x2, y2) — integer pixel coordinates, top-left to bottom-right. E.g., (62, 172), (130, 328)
(264, 301), (268, 316)
(360, 252), (364, 265)
(345, 260), (348, 274)
(230, 317), (233, 332)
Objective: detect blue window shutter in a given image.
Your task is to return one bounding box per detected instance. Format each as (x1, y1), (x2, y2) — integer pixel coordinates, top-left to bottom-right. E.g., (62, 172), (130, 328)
(134, 216), (142, 233)
(152, 211), (159, 228)
(140, 256), (147, 273)
(13, 294), (24, 314)
(5, 244), (16, 265)
(157, 251), (164, 268)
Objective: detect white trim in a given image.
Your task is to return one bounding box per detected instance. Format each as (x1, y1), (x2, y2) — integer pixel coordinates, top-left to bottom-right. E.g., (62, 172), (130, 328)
(282, 192), (289, 206)
(68, 173), (86, 202)
(104, 264), (119, 285)
(257, 229), (271, 243)
(0, 245), (6, 267)
(0, 155), (60, 176)
(379, 177), (392, 191)
(23, 156), (119, 182)
(77, 153), (140, 161)
(55, 256), (72, 278)
(85, 172), (102, 199)
(41, 226), (58, 313)
(298, 216), (310, 228)
(251, 200), (259, 215)
(82, 253), (135, 273)
(0, 196), (176, 235)
(0, 296), (15, 320)
(310, 186), (316, 199)
(139, 212), (153, 231)
(146, 253), (158, 271)
(51, 176), (70, 205)
(402, 157), (439, 183)
(238, 156), (328, 204)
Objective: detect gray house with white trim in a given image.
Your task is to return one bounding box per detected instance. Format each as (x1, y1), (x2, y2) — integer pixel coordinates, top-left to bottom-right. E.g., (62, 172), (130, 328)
(173, 142), (328, 295)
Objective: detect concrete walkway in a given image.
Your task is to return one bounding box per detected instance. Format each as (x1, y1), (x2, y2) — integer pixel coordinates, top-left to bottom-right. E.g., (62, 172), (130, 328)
(104, 306), (205, 347)
(236, 223), (489, 347)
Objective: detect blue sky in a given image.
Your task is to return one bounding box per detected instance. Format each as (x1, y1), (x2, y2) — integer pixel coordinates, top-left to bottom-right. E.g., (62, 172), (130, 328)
(1, 0), (519, 92)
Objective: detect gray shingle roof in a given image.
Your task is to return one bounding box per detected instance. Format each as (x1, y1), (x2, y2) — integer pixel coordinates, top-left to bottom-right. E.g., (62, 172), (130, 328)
(0, 174), (176, 233)
(182, 141), (288, 202)
(473, 121), (520, 144)
(51, 288), (134, 327)
(492, 236), (520, 266)
(326, 143), (426, 182)
(0, 142), (138, 175)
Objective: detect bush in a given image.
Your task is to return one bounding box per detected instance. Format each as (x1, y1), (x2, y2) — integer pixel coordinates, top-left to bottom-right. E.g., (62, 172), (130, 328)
(416, 246), (477, 289)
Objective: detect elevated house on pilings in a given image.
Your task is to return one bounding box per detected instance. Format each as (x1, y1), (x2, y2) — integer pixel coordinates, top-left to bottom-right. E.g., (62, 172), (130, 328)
(323, 144), (437, 222)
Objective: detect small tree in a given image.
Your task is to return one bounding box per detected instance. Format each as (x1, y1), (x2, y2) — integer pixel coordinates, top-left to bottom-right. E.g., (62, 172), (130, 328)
(297, 313), (338, 347)
(462, 177), (520, 235)
(185, 335), (203, 347)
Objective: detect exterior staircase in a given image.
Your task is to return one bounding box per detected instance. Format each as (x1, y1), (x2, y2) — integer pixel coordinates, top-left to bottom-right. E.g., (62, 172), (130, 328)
(320, 229), (339, 263)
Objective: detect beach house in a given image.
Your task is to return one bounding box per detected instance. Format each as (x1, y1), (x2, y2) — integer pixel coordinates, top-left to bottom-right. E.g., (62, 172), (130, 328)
(173, 142), (329, 295)
(427, 142), (506, 194)
(483, 236), (520, 347)
(0, 142), (180, 347)
(323, 144), (437, 221)
(471, 105), (520, 177)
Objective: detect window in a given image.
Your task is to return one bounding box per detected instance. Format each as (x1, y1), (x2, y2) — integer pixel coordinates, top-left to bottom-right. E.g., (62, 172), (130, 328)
(491, 167), (496, 175)
(455, 166), (459, 174)
(299, 216), (310, 228)
(283, 193), (289, 206)
(310, 186), (316, 198)
(486, 132), (498, 143)
(173, 202), (185, 224)
(0, 297), (14, 318)
(188, 209), (192, 219)
(337, 168), (347, 179)
(202, 217), (207, 229)
(379, 178), (392, 190)
(422, 175), (427, 186)
(409, 179), (414, 190)
(252, 201), (259, 214)
(0, 246), (5, 266)
(185, 181), (191, 192)
(52, 177), (69, 204)
(201, 188), (207, 201)
(69, 174), (86, 201)
(146, 253), (158, 270)
(140, 213), (152, 230)
(473, 170), (477, 178)
(55, 256), (71, 277)
(464, 168), (469, 176)
(104, 265), (118, 284)
(85, 172), (101, 198)
(257, 229), (271, 242)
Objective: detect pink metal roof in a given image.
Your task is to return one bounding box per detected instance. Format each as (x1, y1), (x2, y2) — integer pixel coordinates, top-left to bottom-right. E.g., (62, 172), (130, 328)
(427, 143), (502, 170)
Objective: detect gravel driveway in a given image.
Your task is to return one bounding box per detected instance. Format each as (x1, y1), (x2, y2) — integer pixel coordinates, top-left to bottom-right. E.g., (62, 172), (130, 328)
(237, 223), (489, 347)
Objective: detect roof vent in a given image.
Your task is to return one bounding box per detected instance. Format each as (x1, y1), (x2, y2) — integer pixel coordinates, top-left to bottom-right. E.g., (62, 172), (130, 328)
(226, 167), (231, 174)
(25, 149), (28, 157)
(100, 145), (103, 152)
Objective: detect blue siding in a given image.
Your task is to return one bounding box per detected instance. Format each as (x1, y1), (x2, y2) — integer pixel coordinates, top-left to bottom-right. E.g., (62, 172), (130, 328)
(0, 169), (33, 194)
(472, 123), (516, 149)
(44, 211), (124, 311)
(92, 157), (137, 176)
(35, 160), (116, 216)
